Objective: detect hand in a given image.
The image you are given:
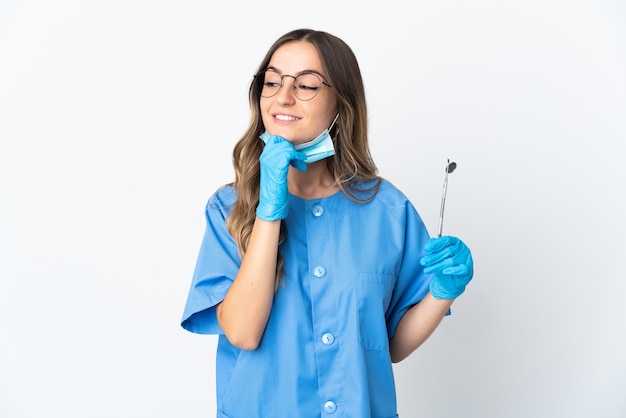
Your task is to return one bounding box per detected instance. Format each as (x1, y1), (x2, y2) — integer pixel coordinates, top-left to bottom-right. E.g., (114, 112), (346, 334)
(256, 135), (307, 221)
(420, 236), (474, 299)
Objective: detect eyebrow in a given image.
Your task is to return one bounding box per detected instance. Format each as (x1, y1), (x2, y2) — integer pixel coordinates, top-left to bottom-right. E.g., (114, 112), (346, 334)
(266, 65), (328, 81)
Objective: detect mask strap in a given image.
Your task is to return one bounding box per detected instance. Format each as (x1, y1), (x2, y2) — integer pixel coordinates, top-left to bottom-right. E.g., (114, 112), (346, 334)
(329, 113), (340, 132)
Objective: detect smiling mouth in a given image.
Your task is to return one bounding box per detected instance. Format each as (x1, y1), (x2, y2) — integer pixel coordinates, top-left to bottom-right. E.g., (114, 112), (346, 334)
(275, 114), (300, 121)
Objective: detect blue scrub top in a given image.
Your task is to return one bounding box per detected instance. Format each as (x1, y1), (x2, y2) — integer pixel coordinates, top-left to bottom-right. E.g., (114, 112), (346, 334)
(182, 179), (434, 418)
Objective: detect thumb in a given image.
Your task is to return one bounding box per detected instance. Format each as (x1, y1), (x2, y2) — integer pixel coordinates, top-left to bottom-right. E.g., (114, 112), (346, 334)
(290, 151), (308, 172)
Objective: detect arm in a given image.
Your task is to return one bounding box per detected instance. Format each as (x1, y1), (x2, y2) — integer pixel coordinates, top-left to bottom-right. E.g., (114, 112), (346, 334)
(216, 217), (280, 350)
(217, 136), (306, 350)
(390, 235), (474, 362)
(389, 293), (453, 362)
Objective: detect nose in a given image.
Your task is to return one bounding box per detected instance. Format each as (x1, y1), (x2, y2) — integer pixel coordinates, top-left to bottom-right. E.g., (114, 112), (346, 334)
(275, 75), (297, 105)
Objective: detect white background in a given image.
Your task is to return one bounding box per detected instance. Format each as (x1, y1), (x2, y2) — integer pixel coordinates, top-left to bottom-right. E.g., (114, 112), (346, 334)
(1, 1), (625, 417)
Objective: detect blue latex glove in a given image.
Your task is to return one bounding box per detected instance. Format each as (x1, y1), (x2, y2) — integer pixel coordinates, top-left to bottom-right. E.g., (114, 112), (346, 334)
(420, 236), (474, 299)
(256, 135), (307, 221)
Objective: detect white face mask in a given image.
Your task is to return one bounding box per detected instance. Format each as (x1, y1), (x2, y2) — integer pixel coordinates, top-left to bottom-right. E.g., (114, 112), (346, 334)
(259, 114), (339, 164)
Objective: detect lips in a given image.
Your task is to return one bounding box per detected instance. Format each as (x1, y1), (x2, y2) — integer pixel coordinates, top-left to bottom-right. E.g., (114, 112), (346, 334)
(274, 114), (300, 121)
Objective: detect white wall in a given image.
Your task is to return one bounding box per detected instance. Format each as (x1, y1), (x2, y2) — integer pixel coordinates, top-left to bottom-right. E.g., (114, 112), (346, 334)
(1, 1), (624, 417)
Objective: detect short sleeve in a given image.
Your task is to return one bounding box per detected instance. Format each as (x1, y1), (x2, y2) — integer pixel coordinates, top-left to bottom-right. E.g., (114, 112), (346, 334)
(181, 187), (241, 335)
(384, 198), (446, 340)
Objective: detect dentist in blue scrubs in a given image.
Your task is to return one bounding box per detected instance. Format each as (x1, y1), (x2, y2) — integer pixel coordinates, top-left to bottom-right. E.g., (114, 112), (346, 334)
(182, 28), (474, 418)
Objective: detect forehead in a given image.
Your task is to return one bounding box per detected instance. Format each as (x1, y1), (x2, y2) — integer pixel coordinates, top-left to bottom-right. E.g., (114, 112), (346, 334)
(267, 41), (324, 75)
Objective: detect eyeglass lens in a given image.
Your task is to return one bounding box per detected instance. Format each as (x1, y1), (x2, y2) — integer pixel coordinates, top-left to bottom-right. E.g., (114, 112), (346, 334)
(258, 70), (324, 101)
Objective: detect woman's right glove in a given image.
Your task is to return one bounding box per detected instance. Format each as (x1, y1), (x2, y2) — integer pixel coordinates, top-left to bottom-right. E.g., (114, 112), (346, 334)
(420, 236), (474, 299)
(256, 135), (307, 221)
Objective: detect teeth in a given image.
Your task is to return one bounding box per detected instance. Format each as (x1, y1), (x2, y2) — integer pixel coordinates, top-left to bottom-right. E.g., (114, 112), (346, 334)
(275, 114), (298, 121)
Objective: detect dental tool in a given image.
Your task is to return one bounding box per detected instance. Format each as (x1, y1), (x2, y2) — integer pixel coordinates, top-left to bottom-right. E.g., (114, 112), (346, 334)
(437, 159), (457, 238)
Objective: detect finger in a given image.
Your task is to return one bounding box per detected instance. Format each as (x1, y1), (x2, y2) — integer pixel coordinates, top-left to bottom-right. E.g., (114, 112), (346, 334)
(262, 140), (299, 165)
(442, 264), (470, 276)
(422, 257), (455, 275)
(264, 135), (287, 145)
(290, 158), (308, 172)
(421, 240), (460, 265)
(420, 249), (451, 267)
(421, 245), (469, 270)
(424, 235), (458, 252)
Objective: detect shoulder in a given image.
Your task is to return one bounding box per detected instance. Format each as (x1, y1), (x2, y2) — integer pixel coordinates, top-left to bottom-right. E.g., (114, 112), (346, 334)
(368, 179), (420, 225)
(209, 184), (236, 205)
(205, 184), (237, 218)
(347, 177), (413, 209)
(372, 178), (412, 207)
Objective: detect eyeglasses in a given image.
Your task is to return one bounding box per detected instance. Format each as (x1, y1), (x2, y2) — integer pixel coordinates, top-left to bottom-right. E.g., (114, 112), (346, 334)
(254, 69), (332, 101)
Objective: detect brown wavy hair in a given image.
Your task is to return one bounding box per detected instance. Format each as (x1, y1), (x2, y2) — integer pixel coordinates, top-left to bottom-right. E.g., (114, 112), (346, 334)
(226, 29), (381, 289)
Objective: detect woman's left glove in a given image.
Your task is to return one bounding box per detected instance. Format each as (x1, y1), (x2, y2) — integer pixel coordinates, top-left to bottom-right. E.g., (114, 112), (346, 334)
(420, 236), (474, 299)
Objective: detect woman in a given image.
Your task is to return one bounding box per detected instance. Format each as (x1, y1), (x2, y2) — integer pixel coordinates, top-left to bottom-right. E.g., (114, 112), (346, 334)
(182, 28), (474, 417)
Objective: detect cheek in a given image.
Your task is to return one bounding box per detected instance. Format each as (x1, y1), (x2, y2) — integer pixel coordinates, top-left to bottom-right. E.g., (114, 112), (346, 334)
(318, 96), (338, 122)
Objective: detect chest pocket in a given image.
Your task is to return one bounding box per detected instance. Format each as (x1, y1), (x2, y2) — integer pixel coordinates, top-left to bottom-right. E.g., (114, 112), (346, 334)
(356, 273), (396, 351)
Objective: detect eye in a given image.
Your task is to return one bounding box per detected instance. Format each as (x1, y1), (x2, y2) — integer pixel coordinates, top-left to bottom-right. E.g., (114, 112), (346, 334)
(297, 84), (320, 91)
(263, 71), (282, 87)
(294, 73), (321, 91)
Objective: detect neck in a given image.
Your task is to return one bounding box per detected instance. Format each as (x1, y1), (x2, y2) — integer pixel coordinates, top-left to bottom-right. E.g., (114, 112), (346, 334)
(288, 161), (338, 200)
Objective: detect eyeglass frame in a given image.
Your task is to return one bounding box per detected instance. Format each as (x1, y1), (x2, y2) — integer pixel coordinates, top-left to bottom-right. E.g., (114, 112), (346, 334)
(253, 69), (333, 102)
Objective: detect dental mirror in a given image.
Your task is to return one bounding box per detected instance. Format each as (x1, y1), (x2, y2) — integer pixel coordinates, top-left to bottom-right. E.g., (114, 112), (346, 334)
(437, 159), (457, 238)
